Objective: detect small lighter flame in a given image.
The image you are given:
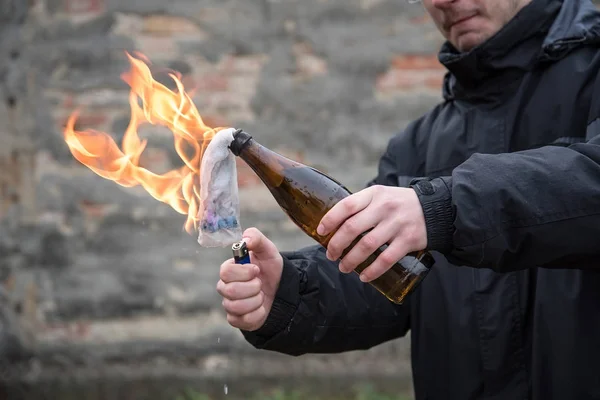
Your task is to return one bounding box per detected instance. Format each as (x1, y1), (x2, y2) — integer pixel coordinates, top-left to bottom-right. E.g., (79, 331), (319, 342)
(63, 52), (229, 233)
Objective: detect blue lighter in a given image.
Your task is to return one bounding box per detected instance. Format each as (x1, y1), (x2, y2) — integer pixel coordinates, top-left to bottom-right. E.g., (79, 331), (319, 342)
(232, 241), (251, 264)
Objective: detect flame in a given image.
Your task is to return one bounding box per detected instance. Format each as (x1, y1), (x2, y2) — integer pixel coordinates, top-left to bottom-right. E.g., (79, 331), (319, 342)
(63, 52), (228, 233)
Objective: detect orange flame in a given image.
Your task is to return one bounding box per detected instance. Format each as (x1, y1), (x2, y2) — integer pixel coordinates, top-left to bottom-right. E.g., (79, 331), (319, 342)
(63, 52), (228, 233)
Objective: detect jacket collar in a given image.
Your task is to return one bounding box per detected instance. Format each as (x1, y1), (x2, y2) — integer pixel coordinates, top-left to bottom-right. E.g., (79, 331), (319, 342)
(438, 0), (600, 100)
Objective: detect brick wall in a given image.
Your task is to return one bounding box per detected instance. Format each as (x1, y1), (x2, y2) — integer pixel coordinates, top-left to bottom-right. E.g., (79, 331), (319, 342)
(1, 0), (442, 397)
(15, 1), (443, 314)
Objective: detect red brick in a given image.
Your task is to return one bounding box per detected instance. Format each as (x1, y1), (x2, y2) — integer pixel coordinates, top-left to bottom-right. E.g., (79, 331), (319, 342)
(65, 0), (104, 14)
(293, 43), (328, 78)
(142, 15), (204, 36)
(63, 93), (74, 108)
(181, 75), (196, 90)
(390, 54), (443, 70)
(376, 53), (446, 93)
(220, 55), (268, 74)
(425, 74), (445, 89)
(134, 37), (179, 59)
(194, 74), (229, 92)
(409, 12), (433, 25)
(376, 69), (446, 92)
(79, 199), (111, 218)
(203, 116), (230, 129)
(139, 148), (171, 174)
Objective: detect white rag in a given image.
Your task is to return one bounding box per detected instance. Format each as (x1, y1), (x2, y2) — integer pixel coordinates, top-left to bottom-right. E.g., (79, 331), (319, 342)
(197, 127), (243, 247)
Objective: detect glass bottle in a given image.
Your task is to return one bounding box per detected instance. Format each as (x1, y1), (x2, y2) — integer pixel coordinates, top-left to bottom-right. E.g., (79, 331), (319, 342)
(229, 129), (434, 304)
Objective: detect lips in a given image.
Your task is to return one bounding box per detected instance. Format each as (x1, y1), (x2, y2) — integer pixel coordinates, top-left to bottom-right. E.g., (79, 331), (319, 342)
(446, 14), (477, 31)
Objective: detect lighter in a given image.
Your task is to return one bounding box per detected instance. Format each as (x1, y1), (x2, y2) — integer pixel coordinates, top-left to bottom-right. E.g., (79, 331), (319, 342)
(232, 240), (251, 264)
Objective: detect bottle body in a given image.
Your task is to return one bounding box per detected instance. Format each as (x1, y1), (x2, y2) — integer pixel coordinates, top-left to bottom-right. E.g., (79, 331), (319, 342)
(229, 130), (434, 304)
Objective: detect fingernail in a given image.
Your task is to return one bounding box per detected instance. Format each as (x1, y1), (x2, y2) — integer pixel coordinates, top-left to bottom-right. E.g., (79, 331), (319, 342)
(359, 274), (368, 282)
(317, 224), (325, 235)
(242, 236), (251, 246)
(326, 251), (333, 261)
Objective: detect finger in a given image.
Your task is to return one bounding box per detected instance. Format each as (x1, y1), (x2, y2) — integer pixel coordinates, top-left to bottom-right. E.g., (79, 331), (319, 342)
(317, 189), (373, 237)
(357, 237), (409, 283)
(242, 227), (279, 257)
(220, 260), (260, 283)
(222, 291), (264, 316)
(326, 210), (380, 261)
(226, 305), (268, 331)
(337, 222), (392, 273)
(216, 277), (262, 300)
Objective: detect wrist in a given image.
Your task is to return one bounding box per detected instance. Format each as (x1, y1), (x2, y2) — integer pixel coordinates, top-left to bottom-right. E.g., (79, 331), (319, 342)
(410, 177), (455, 253)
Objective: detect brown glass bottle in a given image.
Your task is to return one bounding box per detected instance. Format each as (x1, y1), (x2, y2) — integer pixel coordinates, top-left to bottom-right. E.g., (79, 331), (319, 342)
(229, 130), (434, 304)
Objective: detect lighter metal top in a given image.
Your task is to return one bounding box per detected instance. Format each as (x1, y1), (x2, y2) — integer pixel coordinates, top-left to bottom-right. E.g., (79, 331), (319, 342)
(232, 241), (248, 258)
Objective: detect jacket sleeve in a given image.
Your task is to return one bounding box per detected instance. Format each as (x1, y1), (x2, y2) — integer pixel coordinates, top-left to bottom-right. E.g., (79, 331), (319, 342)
(241, 117), (432, 355)
(241, 245), (410, 355)
(412, 131), (600, 272)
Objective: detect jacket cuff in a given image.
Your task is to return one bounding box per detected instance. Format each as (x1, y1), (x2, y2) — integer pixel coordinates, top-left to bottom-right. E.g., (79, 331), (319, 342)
(410, 177), (455, 253)
(241, 254), (300, 339)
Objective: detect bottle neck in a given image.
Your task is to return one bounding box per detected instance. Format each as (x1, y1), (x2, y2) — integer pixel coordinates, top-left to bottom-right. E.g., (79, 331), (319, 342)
(229, 130), (298, 188)
(229, 129), (252, 156)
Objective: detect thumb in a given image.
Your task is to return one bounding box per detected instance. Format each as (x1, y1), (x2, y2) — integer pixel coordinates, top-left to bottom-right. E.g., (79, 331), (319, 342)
(242, 227), (278, 257)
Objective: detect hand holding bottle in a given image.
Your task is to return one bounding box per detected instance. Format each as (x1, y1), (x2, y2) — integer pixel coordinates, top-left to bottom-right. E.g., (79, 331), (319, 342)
(217, 228), (284, 331)
(317, 185), (428, 283)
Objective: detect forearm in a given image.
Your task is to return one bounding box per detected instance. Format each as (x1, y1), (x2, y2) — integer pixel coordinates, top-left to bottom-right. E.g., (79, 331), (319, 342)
(242, 245), (410, 355)
(412, 135), (600, 271)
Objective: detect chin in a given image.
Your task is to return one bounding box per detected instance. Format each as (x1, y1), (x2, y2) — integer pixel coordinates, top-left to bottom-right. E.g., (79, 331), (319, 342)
(454, 33), (487, 52)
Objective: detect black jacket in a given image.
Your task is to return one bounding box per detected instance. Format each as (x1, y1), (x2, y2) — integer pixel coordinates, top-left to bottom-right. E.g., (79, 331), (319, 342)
(242, 0), (600, 399)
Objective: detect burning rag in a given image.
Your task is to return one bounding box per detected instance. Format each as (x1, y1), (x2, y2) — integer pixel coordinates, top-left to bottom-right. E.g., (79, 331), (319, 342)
(197, 127), (243, 248)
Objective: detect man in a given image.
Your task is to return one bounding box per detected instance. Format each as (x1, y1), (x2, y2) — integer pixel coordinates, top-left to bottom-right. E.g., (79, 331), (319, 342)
(217, 0), (600, 398)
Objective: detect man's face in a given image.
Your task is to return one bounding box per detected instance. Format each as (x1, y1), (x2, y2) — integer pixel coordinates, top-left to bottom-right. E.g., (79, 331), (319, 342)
(422, 0), (533, 52)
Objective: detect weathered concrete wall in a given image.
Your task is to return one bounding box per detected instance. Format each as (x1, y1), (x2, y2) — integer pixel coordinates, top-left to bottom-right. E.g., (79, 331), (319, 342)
(0, 0), (451, 398)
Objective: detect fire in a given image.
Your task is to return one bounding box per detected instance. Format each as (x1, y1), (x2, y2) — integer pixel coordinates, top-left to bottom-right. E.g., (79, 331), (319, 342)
(63, 52), (228, 233)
